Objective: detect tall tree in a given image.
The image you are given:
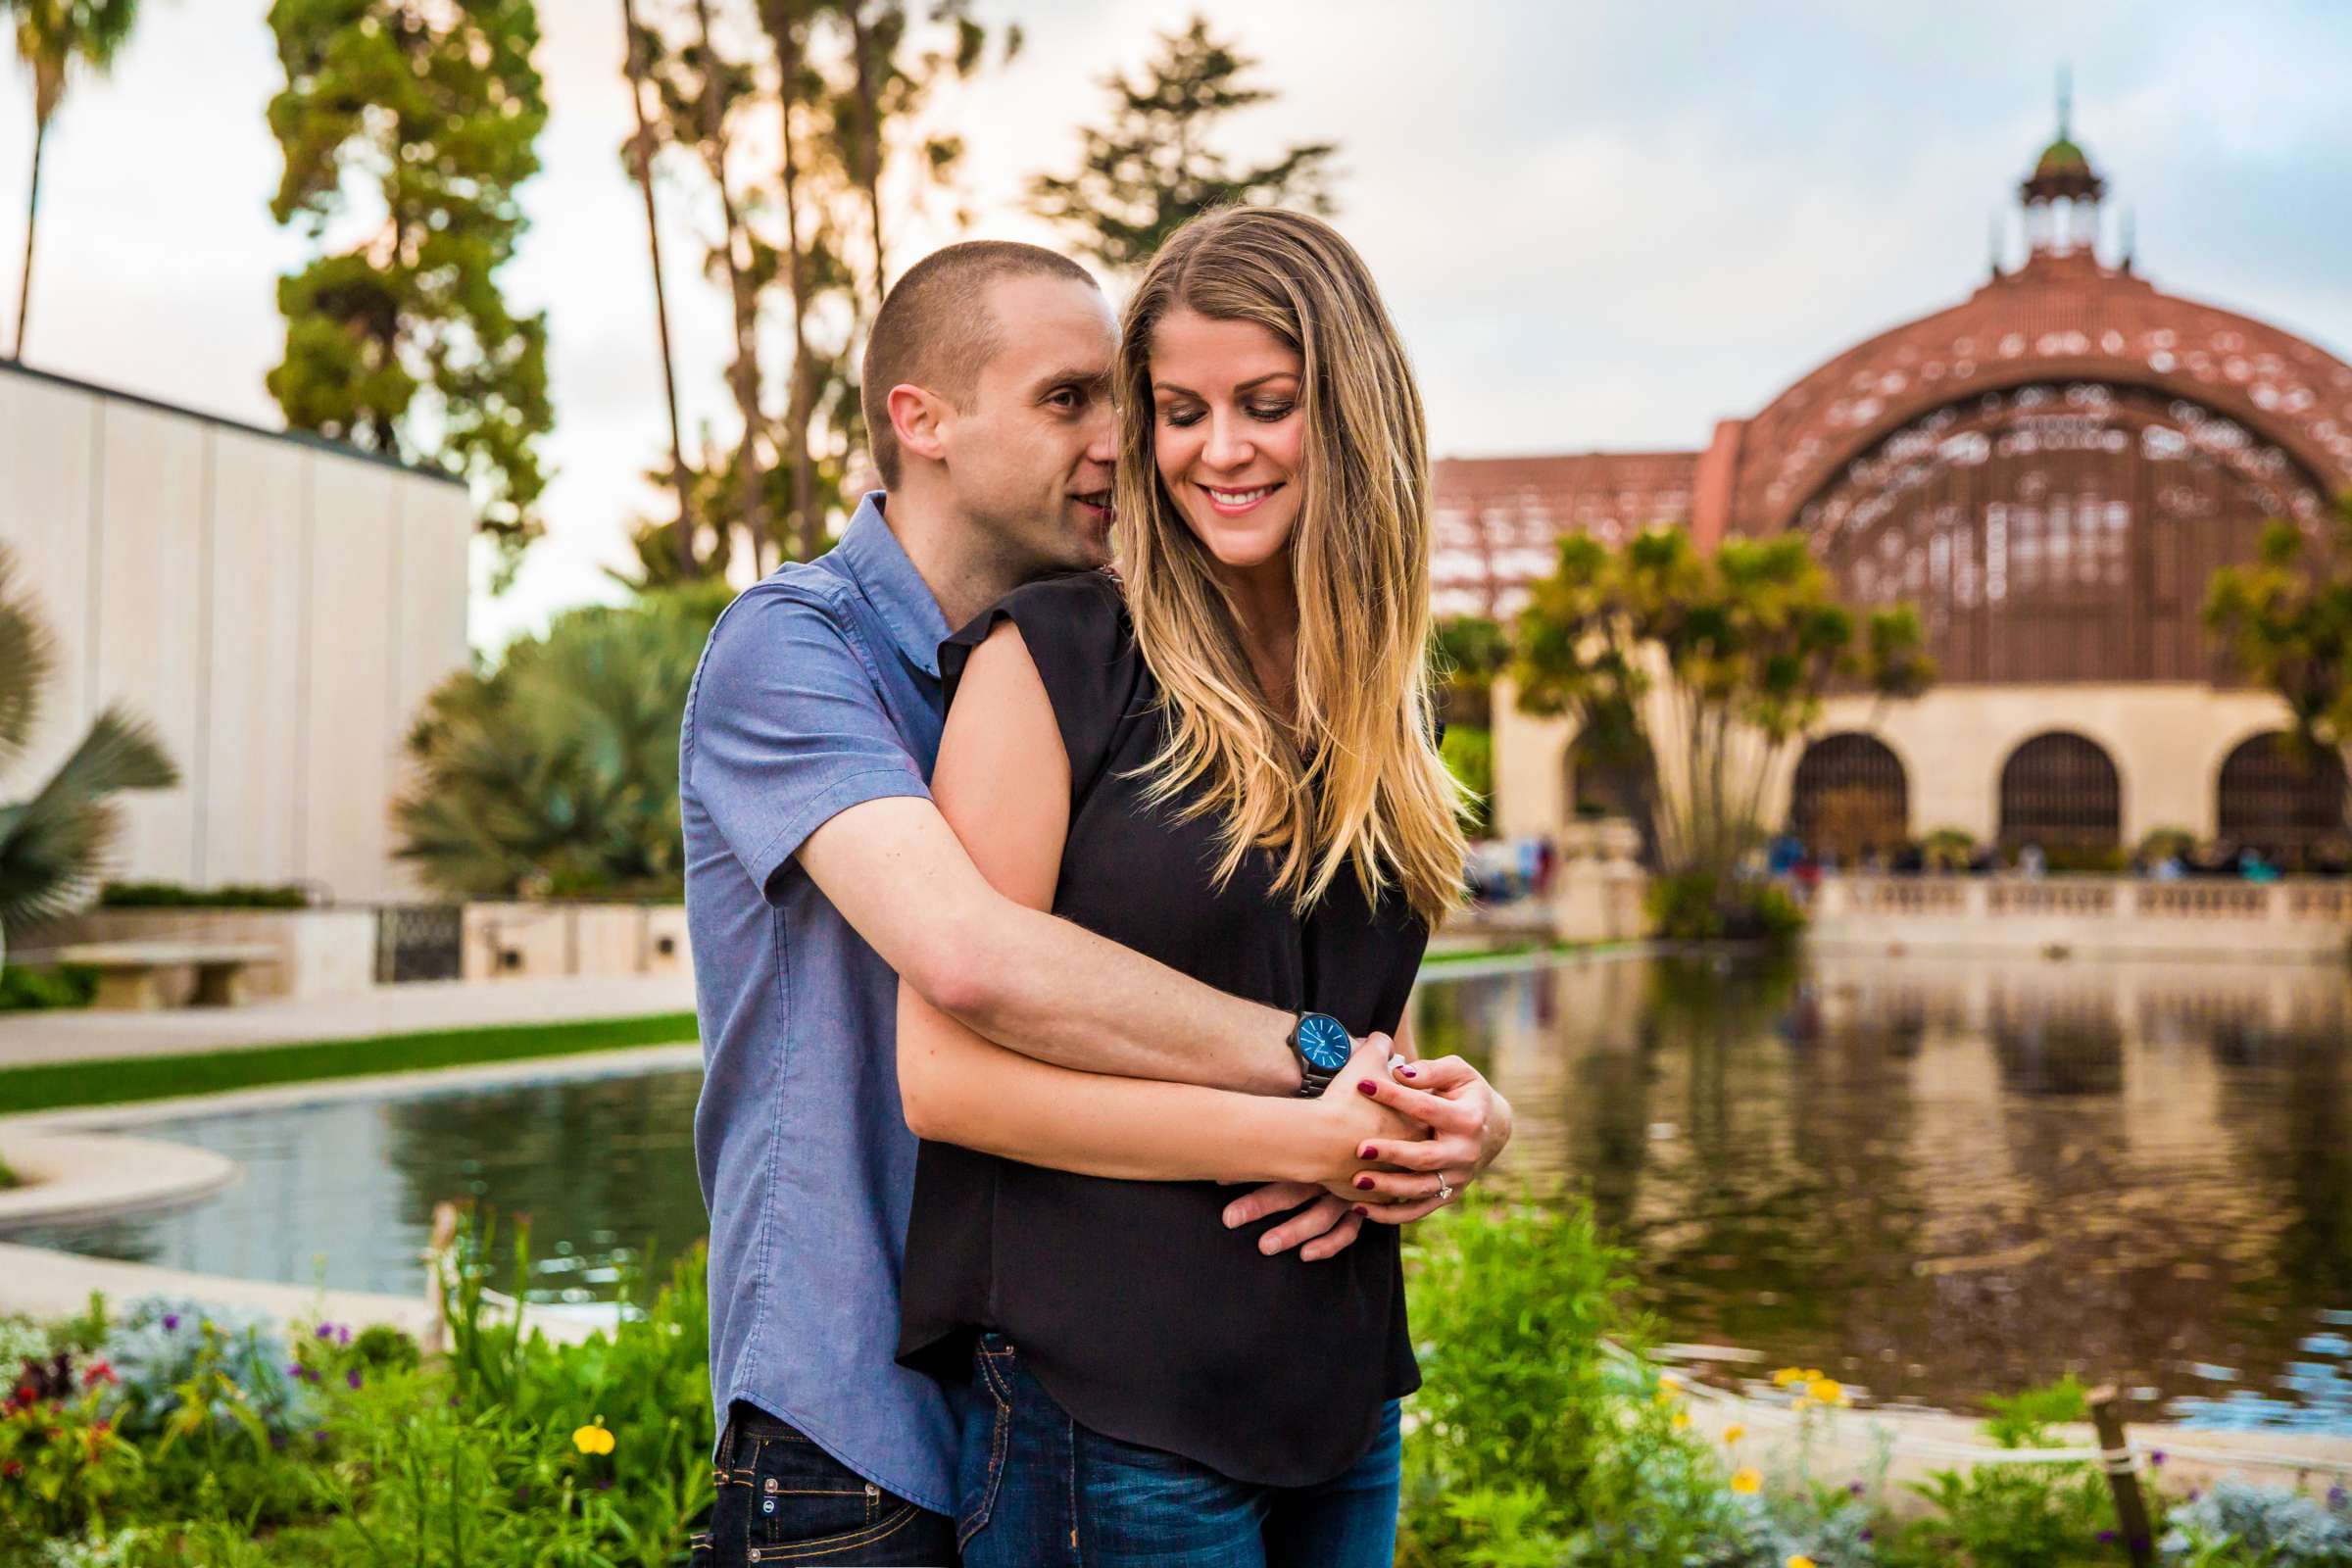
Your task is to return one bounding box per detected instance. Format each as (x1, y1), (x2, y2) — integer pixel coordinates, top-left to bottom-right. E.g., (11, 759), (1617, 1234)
(619, 0), (697, 577)
(2207, 493), (2352, 808)
(1511, 527), (1932, 936)
(3, 0), (141, 361)
(830, 1), (1010, 313)
(0, 544), (176, 967)
(265, 0), (554, 580)
(1026, 14), (1337, 273)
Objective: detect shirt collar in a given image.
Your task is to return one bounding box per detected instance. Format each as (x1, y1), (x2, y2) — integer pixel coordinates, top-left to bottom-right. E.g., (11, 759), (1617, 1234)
(836, 491), (952, 679)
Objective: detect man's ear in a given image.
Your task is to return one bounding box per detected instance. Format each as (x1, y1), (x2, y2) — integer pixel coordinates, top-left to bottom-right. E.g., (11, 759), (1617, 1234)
(887, 383), (951, 468)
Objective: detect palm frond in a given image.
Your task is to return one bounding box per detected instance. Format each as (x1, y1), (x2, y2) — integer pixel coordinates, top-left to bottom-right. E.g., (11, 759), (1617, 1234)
(0, 543), (57, 767)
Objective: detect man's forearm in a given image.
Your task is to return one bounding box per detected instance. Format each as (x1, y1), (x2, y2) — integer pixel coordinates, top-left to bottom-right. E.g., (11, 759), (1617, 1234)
(935, 899), (1303, 1095)
(900, 984), (1339, 1181)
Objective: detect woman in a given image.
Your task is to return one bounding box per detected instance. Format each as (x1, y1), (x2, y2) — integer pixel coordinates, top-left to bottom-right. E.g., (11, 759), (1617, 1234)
(896, 207), (1508, 1566)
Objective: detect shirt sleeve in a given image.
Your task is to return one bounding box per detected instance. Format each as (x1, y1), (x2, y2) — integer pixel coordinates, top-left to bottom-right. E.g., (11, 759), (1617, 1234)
(938, 570), (1142, 805)
(684, 583), (931, 903)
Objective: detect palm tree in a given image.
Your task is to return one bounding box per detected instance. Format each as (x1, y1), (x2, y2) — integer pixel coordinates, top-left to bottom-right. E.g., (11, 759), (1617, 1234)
(4, 0), (143, 361)
(0, 543), (177, 969)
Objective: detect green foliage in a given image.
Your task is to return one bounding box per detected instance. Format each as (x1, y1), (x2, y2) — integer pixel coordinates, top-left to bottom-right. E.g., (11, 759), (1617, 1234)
(1921, 825), (1980, 872)
(1511, 526), (1933, 920)
(96, 884), (309, 909)
(1645, 870), (1805, 943)
(1025, 14), (1339, 272)
(264, 0), (553, 579)
(0, 962), (94, 1012)
(2207, 493), (2352, 761)
(0, 545), (178, 948)
(394, 585), (730, 898)
(2134, 827), (2197, 866)
(1435, 615), (1510, 727)
(1442, 724), (1494, 839)
(1398, 1194), (1731, 1568)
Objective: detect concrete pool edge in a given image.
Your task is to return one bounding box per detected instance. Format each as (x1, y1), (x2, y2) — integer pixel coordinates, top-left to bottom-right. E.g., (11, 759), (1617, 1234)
(0, 1130), (242, 1228)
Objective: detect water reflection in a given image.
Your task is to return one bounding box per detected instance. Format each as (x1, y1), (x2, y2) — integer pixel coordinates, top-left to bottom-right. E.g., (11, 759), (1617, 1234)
(1421, 954), (2352, 1432)
(8, 956), (2349, 1432)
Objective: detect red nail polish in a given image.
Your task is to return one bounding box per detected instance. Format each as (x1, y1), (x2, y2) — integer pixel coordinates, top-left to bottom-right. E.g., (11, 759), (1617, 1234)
(1399, 1066), (1417, 1078)
(1356, 1080), (1377, 1096)
(1354, 1175), (1374, 1190)
(1352, 1205), (1369, 1217)
(1359, 1146), (1378, 1160)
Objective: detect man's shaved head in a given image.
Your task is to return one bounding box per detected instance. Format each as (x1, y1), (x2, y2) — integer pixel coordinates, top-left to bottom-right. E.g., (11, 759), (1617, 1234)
(861, 240), (1102, 487)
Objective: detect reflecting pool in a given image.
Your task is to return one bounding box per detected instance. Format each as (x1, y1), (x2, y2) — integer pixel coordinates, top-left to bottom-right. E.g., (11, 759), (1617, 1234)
(9, 952), (2350, 1432)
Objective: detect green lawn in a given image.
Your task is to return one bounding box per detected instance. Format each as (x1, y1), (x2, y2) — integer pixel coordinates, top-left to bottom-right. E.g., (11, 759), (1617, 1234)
(0, 1011), (701, 1116)
(0, 945), (1616, 1119)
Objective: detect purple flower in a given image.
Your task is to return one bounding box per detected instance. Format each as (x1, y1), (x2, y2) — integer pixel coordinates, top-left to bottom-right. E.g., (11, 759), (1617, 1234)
(316, 1324), (337, 1342)
(337, 1326), (351, 1347)
(1860, 1529), (1875, 1543)
(2331, 1485), (2348, 1509)
(2098, 1530), (2118, 1544)
(2149, 1449), (2167, 1467)
(346, 1369), (363, 1391)
(162, 1314), (179, 1332)
(1848, 1480), (1865, 1496)
(286, 1362), (306, 1379)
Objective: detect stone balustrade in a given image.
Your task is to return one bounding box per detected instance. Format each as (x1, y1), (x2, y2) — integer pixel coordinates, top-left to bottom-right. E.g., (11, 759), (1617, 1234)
(1811, 874), (2352, 960)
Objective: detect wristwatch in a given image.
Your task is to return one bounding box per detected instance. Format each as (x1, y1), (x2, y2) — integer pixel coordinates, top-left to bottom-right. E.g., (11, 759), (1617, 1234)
(1286, 1011), (1353, 1098)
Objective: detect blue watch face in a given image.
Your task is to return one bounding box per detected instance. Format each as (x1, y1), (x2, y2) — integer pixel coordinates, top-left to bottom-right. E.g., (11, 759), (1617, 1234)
(1297, 1013), (1352, 1071)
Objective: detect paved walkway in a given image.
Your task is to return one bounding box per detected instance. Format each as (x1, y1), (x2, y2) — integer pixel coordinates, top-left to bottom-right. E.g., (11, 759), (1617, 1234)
(0, 973), (699, 1069)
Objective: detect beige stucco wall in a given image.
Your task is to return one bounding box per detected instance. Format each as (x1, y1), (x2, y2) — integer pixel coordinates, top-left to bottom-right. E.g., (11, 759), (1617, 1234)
(1490, 676), (2298, 850)
(0, 368), (473, 903)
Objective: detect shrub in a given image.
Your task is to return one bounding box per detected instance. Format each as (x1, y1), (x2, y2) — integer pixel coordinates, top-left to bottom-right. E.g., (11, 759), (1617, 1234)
(97, 1298), (318, 1446)
(1398, 1193), (1733, 1567)
(0, 964), (97, 1013)
(1921, 825), (1979, 872)
(1442, 725), (1494, 839)
(1646, 871), (1805, 942)
(2160, 1479), (2352, 1564)
(1880, 1377), (2115, 1568)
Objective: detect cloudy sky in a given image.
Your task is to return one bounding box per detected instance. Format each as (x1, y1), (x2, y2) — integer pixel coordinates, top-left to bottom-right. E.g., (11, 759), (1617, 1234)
(1, 1), (2347, 650)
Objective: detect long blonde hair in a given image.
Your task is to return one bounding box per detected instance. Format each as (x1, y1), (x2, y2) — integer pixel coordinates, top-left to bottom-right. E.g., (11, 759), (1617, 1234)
(1113, 206), (1466, 927)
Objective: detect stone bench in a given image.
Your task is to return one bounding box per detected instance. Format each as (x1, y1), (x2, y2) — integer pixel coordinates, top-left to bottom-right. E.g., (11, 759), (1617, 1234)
(46, 941), (283, 1010)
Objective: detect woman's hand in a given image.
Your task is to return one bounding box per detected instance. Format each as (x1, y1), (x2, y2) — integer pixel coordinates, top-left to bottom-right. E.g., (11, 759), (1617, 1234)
(1345, 1055), (1513, 1224)
(1220, 1034), (1428, 1259)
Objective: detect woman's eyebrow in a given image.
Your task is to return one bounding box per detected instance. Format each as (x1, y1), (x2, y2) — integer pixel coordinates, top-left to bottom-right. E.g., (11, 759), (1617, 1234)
(1152, 369), (1300, 398)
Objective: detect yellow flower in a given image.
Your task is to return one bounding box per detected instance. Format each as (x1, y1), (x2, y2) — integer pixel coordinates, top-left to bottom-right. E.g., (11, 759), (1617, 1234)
(1672, 1410), (1690, 1431)
(1788, 1557), (1818, 1568)
(1807, 1377), (1848, 1406)
(1730, 1467), (1762, 1495)
(1772, 1367), (1805, 1389)
(1724, 1423), (1745, 1444)
(572, 1420), (616, 1457)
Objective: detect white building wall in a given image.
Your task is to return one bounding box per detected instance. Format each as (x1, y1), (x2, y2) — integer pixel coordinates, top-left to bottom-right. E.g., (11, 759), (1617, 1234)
(0, 365), (471, 904)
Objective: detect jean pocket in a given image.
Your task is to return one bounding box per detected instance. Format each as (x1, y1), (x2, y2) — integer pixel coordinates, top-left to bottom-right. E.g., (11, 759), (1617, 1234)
(743, 1429), (880, 1548)
(956, 1335), (1018, 1549)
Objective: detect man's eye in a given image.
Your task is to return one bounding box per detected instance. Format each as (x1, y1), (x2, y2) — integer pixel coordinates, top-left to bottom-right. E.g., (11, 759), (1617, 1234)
(1048, 388), (1081, 410)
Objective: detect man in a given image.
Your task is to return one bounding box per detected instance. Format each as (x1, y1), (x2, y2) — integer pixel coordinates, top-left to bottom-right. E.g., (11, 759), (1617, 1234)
(682, 240), (1507, 1566)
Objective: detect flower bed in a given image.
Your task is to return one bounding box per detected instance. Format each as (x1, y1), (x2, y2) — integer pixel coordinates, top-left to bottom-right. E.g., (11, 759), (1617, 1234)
(4, 1202), (2347, 1567)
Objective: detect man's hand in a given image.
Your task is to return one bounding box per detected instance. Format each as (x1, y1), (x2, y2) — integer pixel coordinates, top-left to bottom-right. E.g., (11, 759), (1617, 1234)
(1346, 1055), (1513, 1225)
(1220, 1035), (1430, 1260)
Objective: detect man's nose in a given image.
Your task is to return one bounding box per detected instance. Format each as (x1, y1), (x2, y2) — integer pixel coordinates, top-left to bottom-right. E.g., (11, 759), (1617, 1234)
(1084, 402), (1116, 466)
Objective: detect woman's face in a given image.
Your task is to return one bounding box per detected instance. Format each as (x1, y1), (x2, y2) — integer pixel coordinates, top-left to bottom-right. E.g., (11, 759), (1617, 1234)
(1147, 308), (1307, 573)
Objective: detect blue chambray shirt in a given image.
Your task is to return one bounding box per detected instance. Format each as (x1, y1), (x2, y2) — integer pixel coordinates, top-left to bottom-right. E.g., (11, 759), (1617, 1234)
(681, 493), (956, 1511)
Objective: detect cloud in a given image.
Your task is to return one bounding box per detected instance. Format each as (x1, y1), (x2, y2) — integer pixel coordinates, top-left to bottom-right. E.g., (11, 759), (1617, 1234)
(0, 0), (2346, 651)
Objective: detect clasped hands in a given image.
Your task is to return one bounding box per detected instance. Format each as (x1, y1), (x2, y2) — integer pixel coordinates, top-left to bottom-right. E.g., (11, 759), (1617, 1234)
(1219, 1032), (1512, 1263)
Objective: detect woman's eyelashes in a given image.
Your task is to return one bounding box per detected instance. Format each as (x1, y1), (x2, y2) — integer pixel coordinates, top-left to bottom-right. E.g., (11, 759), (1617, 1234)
(1157, 401), (1296, 429)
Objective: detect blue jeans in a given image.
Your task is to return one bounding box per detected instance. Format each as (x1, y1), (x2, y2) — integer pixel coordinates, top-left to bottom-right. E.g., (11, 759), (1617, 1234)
(691, 1399), (959, 1566)
(956, 1336), (1401, 1568)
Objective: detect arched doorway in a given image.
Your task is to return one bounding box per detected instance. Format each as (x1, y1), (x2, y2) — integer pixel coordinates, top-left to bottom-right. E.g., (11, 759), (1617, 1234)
(2218, 731), (2348, 868)
(1788, 733), (1909, 860)
(1999, 731), (2121, 857)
